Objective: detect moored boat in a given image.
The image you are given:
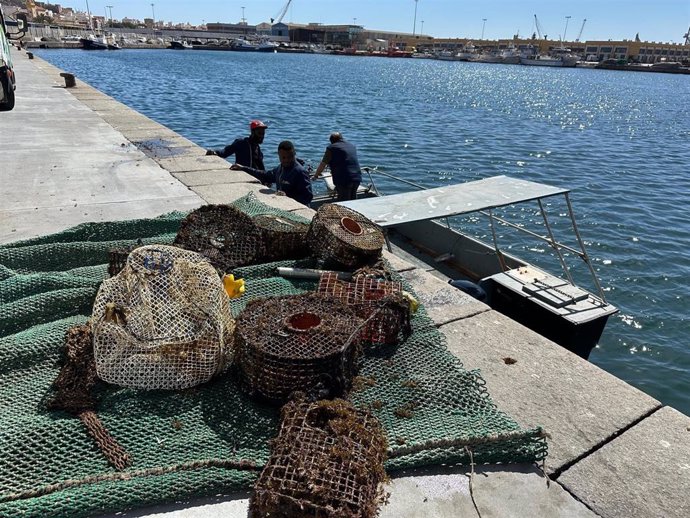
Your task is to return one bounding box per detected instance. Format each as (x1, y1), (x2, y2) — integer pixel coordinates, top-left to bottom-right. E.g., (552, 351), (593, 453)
(521, 46), (579, 67)
(168, 40), (192, 50)
(313, 172), (617, 358)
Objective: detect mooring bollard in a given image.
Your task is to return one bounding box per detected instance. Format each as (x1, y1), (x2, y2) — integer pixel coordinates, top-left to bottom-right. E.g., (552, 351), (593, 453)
(26, 52), (34, 59)
(59, 72), (76, 88)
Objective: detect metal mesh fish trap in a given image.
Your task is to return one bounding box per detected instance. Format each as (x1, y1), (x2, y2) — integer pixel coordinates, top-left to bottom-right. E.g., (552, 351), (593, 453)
(174, 204), (262, 271)
(317, 273), (411, 346)
(234, 294), (364, 403)
(107, 246), (134, 277)
(250, 398), (388, 518)
(307, 204), (385, 269)
(252, 214), (310, 262)
(92, 245), (235, 390)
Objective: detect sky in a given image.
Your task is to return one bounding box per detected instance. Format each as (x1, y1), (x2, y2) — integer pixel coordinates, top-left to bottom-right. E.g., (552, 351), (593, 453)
(87, 0), (689, 44)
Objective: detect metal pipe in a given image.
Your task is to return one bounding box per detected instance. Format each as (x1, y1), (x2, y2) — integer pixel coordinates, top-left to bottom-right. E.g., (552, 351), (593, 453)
(487, 208), (508, 271)
(537, 198), (575, 285)
(564, 193), (608, 302)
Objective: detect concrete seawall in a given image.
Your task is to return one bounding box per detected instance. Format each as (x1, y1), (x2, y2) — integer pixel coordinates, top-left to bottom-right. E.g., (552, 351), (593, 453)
(2, 50), (688, 518)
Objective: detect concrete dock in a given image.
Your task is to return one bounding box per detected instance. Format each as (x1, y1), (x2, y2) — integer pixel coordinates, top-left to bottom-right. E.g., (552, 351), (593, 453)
(2, 50), (688, 518)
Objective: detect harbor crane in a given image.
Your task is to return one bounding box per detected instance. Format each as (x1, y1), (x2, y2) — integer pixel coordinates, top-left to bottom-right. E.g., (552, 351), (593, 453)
(684, 26), (690, 45)
(576, 19), (587, 42)
(533, 14), (546, 40)
(271, 0), (293, 24)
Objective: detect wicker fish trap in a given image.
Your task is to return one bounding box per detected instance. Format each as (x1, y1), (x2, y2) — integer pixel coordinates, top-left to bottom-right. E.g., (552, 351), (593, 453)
(107, 246), (134, 277)
(92, 245), (235, 390)
(234, 294), (364, 403)
(317, 273), (411, 346)
(174, 204), (262, 271)
(250, 398), (388, 518)
(252, 214), (310, 262)
(307, 204), (385, 269)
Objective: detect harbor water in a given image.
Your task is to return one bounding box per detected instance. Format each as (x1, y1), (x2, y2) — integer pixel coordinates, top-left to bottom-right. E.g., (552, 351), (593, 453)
(34, 49), (690, 415)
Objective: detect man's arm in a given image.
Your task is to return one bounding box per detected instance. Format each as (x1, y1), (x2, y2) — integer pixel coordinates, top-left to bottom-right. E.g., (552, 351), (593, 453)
(206, 140), (238, 159)
(312, 149), (331, 178)
(238, 165), (275, 186)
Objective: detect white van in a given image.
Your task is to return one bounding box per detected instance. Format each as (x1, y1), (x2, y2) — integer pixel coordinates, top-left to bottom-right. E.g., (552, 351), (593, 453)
(0, 7), (27, 111)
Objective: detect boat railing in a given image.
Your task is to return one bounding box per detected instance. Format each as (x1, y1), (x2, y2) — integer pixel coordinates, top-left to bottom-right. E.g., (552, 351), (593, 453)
(361, 168), (609, 303)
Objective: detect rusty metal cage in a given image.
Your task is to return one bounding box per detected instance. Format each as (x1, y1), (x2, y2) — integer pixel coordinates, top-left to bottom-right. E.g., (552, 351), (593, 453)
(250, 397), (388, 518)
(252, 214), (310, 262)
(107, 246), (134, 277)
(318, 272), (411, 346)
(174, 204), (263, 272)
(92, 245), (235, 390)
(307, 204), (385, 269)
(234, 294), (365, 403)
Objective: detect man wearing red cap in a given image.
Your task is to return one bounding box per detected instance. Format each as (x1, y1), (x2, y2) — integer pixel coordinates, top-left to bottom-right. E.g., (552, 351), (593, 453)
(205, 120), (267, 170)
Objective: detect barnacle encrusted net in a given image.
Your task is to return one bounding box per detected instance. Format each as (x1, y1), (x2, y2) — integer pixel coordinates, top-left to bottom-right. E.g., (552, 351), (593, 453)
(252, 214), (310, 262)
(317, 272), (411, 345)
(174, 204), (263, 271)
(234, 294), (364, 403)
(250, 398), (388, 518)
(92, 245), (235, 390)
(307, 204), (385, 269)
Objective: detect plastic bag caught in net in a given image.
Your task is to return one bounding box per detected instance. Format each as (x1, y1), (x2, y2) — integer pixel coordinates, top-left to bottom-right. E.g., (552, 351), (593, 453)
(92, 245), (235, 390)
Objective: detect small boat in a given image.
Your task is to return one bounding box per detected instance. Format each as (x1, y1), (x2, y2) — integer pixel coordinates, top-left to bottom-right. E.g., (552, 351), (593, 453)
(312, 172), (617, 358)
(80, 34), (120, 50)
(257, 39), (279, 52)
(168, 40), (192, 50)
(521, 46), (579, 67)
(456, 42), (479, 61)
(229, 38), (258, 51)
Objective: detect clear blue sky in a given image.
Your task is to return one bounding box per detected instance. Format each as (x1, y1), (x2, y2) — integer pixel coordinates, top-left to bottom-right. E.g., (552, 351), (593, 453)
(92, 0), (689, 43)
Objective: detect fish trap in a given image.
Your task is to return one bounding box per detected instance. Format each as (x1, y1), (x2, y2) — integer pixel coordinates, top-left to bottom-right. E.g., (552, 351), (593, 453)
(318, 273), (411, 346)
(252, 214), (310, 262)
(250, 398), (388, 518)
(92, 245), (235, 390)
(174, 204), (263, 271)
(307, 204), (385, 269)
(234, 294), (364, 403)
(107, 246), (135, 277)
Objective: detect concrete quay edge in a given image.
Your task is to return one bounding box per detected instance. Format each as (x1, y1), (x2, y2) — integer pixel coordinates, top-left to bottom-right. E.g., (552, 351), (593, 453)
(3, 51), (689, 518)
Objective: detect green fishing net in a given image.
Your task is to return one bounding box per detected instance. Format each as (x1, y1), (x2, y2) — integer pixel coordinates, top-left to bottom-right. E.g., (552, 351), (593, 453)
(0, 194), (546, 518)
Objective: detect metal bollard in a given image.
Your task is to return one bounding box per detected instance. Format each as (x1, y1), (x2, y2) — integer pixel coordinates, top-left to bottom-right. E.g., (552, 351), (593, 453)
(27, 52), (34, 59)
(59, 72), (76, 88)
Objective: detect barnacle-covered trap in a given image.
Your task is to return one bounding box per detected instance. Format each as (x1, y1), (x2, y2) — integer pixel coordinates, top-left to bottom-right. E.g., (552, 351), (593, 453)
(174, 204), (263, 271)
(250, 397), (388, 518)
(234, 294), (364, 403)
(252, 213), (310, 261)
(307, 204), (385, 269)
(318, 272), (412, 346)
(92, 245), (235, 390)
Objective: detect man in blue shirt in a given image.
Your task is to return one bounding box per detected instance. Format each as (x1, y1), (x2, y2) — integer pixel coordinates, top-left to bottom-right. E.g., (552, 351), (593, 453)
(232, 141), (313, 207)
(205, 120), (267, 170)
(313, 132), (362, 201)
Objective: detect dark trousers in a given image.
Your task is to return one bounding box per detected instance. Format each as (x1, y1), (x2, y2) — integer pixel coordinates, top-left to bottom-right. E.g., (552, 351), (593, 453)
(335, 182), (360, 201)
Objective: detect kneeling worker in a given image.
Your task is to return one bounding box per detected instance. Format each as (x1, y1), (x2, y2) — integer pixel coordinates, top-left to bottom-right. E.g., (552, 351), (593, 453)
(313, 132), (362, 201)
(231, 141), (313, 207)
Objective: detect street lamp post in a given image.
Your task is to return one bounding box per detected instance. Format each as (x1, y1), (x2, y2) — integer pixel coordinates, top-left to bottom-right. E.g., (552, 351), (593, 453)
(106, 5), (113, 28)
(563, 15), (571, 41)
(421, 20), (424, 35)
(413, 0), (419, 36)
(241, 6), (245, 24)
(150, 3), (155, 30)
(481, 18), (487, 39)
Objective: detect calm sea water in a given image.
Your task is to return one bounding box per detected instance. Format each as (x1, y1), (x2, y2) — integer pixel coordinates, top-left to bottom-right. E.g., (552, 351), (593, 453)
(35, 49), (690, 414)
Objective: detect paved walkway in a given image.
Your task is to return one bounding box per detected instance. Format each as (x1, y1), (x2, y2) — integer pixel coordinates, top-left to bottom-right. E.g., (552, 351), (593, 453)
(2, 51), (688, 518)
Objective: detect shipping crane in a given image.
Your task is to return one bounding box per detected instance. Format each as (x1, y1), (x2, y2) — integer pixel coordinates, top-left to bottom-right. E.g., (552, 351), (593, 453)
(271, 0), (293, 25)
(576, 19), (587, 42)
(533, 14), (546, 40)
(684, 26), (690, 45)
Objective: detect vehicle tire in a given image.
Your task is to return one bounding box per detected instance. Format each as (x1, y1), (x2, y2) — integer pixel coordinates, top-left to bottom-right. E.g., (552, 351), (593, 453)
(0, 72), (15, 111)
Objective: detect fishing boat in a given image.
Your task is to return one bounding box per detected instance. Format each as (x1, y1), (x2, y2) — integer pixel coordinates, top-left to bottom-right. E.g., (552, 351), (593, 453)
(521, 46), (579, 67)
(313, 172), (617, 358)
(80, 34), (120, 50)
(168, 40), (192, 50)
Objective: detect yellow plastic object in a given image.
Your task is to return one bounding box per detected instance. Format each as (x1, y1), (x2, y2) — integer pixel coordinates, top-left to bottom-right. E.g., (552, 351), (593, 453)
(223, 274), (246, 299)
(401, 291), (419, 314)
